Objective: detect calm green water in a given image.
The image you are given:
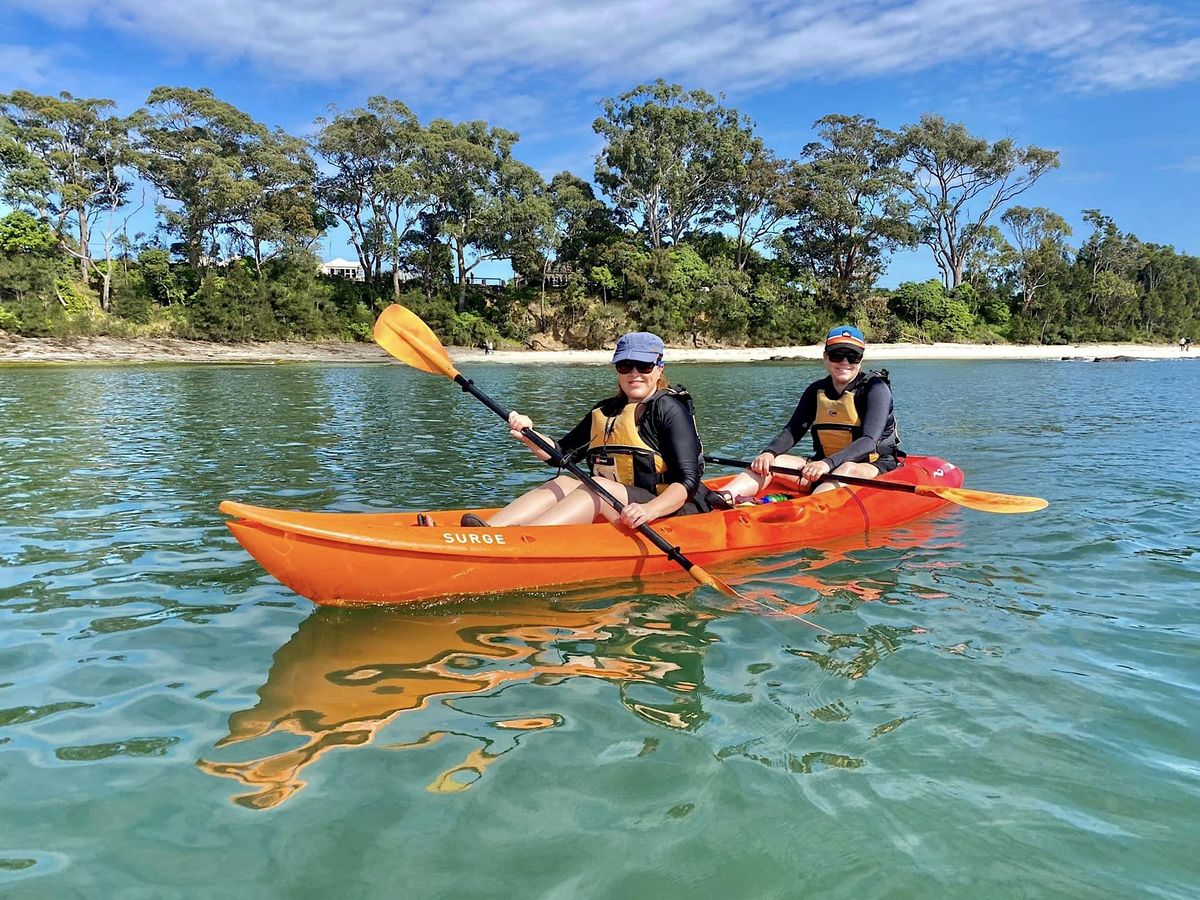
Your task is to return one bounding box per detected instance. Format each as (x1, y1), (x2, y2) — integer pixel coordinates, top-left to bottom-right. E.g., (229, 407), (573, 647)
(1, 357), (1198, 899)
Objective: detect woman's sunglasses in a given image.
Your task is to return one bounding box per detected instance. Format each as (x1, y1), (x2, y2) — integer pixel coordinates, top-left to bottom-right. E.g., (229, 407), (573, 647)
(614, 360), (658, 375)
(826, 348), (863, 363)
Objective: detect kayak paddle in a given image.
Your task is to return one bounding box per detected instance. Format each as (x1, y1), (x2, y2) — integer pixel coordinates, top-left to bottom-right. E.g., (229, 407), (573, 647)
(703, 454), (1048, 514)
(373, 304), (757, 603)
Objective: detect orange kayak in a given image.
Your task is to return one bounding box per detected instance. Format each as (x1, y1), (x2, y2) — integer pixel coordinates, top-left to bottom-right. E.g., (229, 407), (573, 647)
(220, 455), (963, 606)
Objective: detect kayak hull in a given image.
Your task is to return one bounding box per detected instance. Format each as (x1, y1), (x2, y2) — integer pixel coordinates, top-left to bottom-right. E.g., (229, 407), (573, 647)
(221, 455), (964, 605)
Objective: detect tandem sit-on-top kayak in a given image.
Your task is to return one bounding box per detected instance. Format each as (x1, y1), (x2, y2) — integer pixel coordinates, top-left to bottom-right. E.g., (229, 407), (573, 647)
(220, 454), (964, 606)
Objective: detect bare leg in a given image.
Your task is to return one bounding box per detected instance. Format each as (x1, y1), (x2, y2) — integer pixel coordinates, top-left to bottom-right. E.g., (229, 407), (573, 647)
(487, 474), (584, 526)
(812, 461), (880, 495)
(526, 477), (631, 526)
(720, 453), (807, 500)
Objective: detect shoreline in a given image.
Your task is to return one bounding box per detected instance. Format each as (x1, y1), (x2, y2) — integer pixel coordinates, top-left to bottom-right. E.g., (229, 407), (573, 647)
(0, 333), (1194, 366)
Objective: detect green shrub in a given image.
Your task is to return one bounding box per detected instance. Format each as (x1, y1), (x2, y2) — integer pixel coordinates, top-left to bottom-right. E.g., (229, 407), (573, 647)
(111, 273), (154, 324)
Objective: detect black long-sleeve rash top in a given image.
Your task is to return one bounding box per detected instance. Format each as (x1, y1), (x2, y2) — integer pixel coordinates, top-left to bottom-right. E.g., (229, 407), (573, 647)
(549, 395), (704, 497)
(763, 377), (894, 470)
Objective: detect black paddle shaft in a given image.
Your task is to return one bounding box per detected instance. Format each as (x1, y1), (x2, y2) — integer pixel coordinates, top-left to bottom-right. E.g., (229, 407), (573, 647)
(454, 375), (694, 567)
(703, 453), (920, 494)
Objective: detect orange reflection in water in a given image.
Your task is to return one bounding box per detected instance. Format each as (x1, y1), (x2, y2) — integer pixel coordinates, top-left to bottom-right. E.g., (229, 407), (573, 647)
(751, 517), (965, 605)
(198, 596), (716, 809)
(199, 516), (965, 809)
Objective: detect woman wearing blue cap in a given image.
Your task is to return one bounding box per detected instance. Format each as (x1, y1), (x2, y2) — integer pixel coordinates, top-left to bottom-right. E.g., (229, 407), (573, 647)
(458, 331), (717, 528)
(716, 324), (902, 503)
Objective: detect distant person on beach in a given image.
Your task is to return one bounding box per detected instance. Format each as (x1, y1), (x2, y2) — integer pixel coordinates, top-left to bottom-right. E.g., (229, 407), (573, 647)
(483, 339), (494, 355)
(715, 325), (902, 503)
(1181, 337), (1188, 353)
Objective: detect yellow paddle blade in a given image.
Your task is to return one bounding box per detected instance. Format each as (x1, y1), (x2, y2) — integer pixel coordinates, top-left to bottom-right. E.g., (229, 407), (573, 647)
(373, 304), (460, 380)
(916, 484), (1048, 514)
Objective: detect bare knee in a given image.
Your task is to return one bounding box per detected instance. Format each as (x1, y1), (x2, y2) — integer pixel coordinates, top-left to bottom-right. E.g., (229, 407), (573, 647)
(540, 474), (581, 501)
(834, 462), (878, 479)
(812, 461), (878, 494)
(765, 454), (807, 491)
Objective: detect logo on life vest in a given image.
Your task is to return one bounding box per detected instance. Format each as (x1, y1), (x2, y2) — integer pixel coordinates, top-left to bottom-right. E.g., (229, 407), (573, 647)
(933, 468), (944, 477)
(443, 532), (507, 545)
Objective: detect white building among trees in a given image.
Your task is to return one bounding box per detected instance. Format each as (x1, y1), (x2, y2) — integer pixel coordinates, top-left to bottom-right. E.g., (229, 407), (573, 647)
(320, 257), (365, 280)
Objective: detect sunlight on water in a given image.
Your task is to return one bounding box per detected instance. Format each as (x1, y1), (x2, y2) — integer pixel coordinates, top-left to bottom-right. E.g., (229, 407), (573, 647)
(1, 359), (1198, 898)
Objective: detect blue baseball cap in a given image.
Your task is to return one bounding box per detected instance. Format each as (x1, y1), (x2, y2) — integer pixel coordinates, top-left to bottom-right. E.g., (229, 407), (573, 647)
(825, 325), (866, 351)
(612, 332), (665, 365)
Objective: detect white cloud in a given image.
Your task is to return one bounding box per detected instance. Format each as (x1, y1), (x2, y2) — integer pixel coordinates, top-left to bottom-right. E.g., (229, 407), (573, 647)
(10, 0), (1200, 97)
(1069, 36), (1200, 91)
(0, 42), (69, 88)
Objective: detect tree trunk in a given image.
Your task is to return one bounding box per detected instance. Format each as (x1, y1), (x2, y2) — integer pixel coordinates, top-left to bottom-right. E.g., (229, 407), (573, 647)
(951, 258), (965, 290)
(77, 206), (91, 279)
(455, 240), (468, 313)
(423, 231), (438, 302)
(540, 258), (549, 330)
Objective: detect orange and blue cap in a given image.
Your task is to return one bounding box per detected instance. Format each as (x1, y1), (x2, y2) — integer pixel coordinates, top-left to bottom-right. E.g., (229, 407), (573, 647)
(825, 325), (866, 351)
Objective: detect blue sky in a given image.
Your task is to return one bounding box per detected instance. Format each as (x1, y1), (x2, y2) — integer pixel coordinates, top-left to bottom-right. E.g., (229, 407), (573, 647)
(3, 0), (1199, 285)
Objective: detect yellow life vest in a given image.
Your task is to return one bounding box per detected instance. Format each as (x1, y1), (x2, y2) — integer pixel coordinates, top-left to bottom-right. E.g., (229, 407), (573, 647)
(810, 371), (898, 462)
(587, 396), (671, 493)
(585, 386), (703, 494)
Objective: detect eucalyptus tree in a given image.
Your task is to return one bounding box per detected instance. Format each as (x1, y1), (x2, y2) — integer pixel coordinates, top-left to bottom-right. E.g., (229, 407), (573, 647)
(1136, 243), (1200, 336)
(899, 114), (1059, 290)
(0, 90), (135, 282)
(312, 97), (427, 295)
(230, 127), (319, 278)
(1077, 209), (1144, 330)
(546, 171), (619, 267)
(593, 80), (756, 248)
(420, 119), (552, 311)
(719, 141), (804, 272)
(783, 114), (915, 301)
(136, 87), (315, 272)
(536, 171), (620, 322)
(1000, 206), (1072, 316)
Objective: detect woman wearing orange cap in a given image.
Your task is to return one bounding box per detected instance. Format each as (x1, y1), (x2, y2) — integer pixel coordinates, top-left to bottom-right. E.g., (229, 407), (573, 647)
(456, 331), (718, 528)
(717, 325), (902, 502)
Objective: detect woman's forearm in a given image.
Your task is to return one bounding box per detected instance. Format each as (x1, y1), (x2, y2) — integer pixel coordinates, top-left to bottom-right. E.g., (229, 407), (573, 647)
(641, 483), (688, 520)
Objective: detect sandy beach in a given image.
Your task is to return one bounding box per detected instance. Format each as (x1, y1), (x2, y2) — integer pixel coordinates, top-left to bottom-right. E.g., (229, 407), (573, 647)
(0, 332), (1192, 366)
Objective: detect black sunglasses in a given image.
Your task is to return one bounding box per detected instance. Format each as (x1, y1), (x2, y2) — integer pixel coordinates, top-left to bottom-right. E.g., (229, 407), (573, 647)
(614, 360), (658, 375)
(826, 348), (863, 363)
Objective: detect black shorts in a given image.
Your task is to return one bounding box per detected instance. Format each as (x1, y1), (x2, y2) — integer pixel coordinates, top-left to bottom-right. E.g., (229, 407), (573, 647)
(625, 485), (707, 517)
(869, 455), (902, 474)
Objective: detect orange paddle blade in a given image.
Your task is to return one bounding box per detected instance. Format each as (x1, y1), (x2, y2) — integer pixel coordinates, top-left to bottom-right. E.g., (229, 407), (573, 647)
(915, 484), (1048, 514)
(373, 304), (460, 380)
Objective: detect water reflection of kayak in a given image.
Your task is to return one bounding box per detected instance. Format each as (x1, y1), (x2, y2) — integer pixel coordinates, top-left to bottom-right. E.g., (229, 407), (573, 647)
(220, 455), (962, 606)
(197, 599), (717, 809)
